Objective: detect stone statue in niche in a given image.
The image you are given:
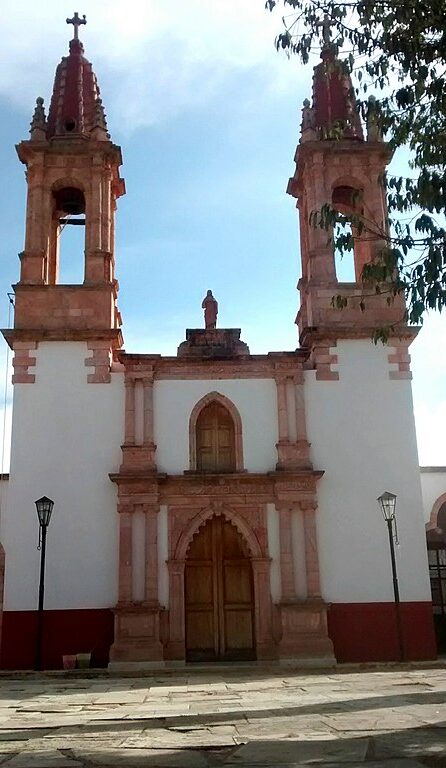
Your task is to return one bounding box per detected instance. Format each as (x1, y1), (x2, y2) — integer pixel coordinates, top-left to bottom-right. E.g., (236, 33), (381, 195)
(202, 290), (218, 329)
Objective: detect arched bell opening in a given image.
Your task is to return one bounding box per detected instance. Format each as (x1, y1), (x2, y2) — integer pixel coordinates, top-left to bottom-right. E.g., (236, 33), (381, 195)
(184, 515), (256, 662)
(48, 185), (86, 284)
(332, 185), (368, 283)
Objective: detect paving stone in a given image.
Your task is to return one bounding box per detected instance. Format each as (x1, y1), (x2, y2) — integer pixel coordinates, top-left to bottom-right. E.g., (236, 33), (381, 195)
(0, 667), (444, 767)
(73, 747), (209, 766)
(121, 725), (236, 748)
(224, 736), (370, 764)
(372, 728), (446, 760)
(3, 750), (83, 767)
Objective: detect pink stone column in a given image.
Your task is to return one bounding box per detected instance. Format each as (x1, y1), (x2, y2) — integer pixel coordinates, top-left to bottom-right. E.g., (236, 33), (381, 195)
(294, 374), (308, 443)
(143, 375), (154, 445)
(302, 503), (322, 598)
(144, 505), (159, 604)
(275, 376), (289, 442)
(117, 508), (133, 604)
(278, 505), (297, 601)
(166, 560), (186, 659)
(252, 557), (275, 659)
(124, 378), (135, 445)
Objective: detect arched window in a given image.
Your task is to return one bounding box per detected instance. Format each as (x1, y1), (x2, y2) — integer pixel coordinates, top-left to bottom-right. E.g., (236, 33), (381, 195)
(189, 392), (243, 473)
(196, 401), (235, 472)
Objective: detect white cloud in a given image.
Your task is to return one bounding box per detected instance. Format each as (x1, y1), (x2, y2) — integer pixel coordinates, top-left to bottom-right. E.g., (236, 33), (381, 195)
(1, 1), (297, 132)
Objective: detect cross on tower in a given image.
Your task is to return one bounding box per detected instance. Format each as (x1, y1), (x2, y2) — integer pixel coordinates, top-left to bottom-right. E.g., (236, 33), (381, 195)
(66, 12), (87, 40)
(317, 14), (333, 49)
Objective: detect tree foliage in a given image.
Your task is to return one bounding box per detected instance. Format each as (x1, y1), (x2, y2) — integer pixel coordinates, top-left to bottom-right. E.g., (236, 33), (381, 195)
(266, 0), (446, 331)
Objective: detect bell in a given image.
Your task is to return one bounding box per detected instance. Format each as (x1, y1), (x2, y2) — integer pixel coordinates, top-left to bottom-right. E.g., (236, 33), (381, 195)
(53, 186), (85, 215)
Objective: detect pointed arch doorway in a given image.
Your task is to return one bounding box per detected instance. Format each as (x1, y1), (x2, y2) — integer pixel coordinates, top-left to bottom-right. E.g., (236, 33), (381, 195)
(184, 516), (255, 661)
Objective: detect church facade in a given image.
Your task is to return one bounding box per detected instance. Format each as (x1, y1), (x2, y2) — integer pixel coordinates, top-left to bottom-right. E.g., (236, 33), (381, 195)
(0, 22), (436, 669)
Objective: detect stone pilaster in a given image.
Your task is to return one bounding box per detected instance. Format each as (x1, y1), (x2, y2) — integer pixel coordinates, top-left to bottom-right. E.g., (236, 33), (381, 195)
(110, 503), (163, 665)
(302, 501), (322, 598)
(276, 371), (312, 471)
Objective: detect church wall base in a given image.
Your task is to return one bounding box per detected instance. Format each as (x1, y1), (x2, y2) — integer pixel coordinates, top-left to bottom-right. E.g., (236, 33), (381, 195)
(109, 605), (164, 663)
(328, 601), (437, 663)
(0, 609), (114, 670)
(278, 600), (335, 661)
(0, 601), (437, 669)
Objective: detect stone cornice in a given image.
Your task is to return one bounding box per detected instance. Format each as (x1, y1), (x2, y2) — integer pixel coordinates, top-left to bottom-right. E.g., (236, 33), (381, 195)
(117, 350), (309, 380)
(109, 469), (324, 506)
(2, 328), (123, 349)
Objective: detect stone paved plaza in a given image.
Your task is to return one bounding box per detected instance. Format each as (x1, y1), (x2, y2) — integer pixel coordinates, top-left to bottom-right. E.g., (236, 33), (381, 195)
(0, 665), (445, 767)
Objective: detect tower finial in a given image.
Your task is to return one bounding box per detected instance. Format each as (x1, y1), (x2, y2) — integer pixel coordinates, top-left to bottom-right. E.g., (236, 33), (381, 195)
(316, 13), (337, 56)
(66, 12), (87, 41)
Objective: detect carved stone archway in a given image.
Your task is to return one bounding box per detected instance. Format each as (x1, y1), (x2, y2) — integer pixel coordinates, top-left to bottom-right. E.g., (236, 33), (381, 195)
(166, 504), (275, 661)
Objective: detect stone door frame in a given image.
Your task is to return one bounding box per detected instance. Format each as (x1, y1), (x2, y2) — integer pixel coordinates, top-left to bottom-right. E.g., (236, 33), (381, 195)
(165, 505), (275, 661)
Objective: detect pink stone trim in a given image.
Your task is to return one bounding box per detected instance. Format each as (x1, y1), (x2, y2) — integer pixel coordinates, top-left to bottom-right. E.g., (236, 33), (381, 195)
(144, 505), (159, 603)
(12, 342), (37, 384)
(277, 505), (297, 601)
(85, 341), (112, 383)
(117, 512), (132, 604)
(302, 503), (322, 598)
(311, 343), (339, 381)
(124, 378), (135, 445)
(426, 492), (446, 531)
(174, 504), (263, 560)
(188, 391), (244, 472)
(388, 340), (413, 380)
(275, 376), (289, 442)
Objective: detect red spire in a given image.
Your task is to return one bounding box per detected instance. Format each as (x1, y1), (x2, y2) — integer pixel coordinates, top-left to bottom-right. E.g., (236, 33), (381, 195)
(46, 15), (108, 140)
(311, 46), (363, 140)
(302, 18), (363, 142)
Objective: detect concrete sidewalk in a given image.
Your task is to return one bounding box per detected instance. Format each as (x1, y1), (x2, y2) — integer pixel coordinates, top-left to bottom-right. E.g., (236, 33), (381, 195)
(0, 665), (445, 766)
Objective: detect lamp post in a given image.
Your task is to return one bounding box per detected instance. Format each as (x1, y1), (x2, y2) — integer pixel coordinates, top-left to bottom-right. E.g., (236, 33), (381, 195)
(377, 491), (404, 661)
(35, 496), (54, 671)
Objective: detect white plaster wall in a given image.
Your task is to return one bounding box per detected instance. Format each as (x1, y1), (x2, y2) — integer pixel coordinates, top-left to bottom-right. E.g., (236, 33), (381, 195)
(305, 340), (431, 603)
(0, 342), (124, 611)
(420, 469), (446, 523)
(153, 379), (278, 474)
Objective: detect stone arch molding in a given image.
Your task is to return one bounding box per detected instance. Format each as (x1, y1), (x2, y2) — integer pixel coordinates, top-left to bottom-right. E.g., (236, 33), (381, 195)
(331, 175), (366, 195)
(426, 492), (446, 531)
(174, 504), (263, 561)
(189, 391), (244, 471)
(51, 176), (86, 193)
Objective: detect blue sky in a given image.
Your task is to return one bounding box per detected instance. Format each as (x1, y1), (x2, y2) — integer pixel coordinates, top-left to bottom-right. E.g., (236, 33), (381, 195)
(0, 0), (444, 467)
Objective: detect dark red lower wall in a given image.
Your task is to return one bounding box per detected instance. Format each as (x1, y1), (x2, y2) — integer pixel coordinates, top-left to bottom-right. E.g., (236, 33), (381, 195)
(328, 601), (437, 663)
(0, 609), (114, 670)
(0, 602), (437, 669)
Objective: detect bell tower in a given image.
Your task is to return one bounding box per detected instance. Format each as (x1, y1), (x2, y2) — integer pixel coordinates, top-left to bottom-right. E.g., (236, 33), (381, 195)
(7, 13), (125, 376)
(287, 37), (408, 353)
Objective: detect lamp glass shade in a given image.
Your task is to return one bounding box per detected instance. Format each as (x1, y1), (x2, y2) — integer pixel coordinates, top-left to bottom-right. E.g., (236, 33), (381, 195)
(377, 491), (397, 521)
(35, 496), (54, 527)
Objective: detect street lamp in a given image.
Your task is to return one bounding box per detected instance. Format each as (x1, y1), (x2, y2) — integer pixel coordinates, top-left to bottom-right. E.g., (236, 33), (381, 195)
(35, 496), (54, 671)
(377, 491), (404, 661)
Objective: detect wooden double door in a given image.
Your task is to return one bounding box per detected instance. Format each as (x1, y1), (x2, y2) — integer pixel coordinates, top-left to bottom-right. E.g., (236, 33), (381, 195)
(185, 516), (255, 661)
